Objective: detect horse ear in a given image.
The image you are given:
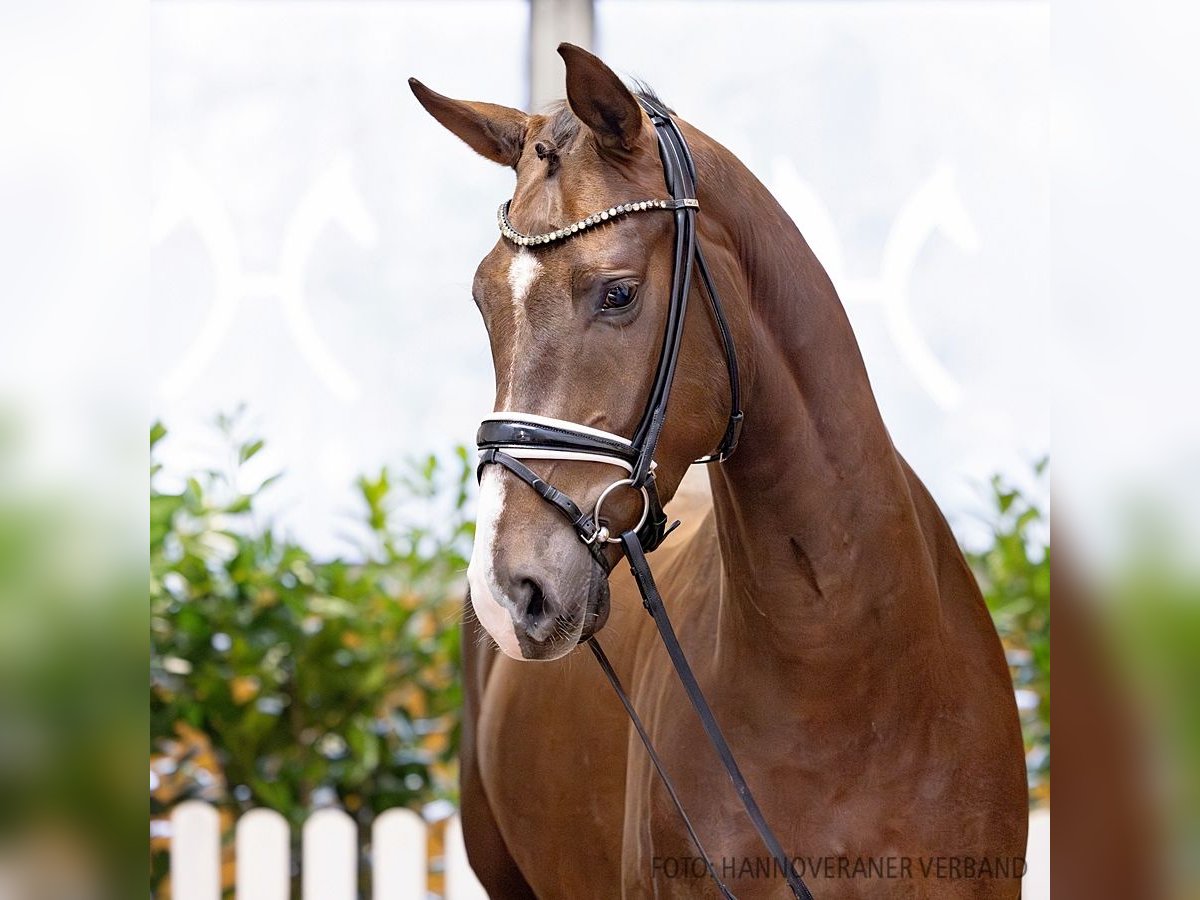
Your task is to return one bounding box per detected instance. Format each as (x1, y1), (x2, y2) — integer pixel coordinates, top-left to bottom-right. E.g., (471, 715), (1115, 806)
(408, 78), (528, 169)
(558, 43), (643, 154)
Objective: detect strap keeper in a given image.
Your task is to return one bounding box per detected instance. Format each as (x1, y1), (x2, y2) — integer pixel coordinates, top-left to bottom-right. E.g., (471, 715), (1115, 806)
(719, 412), (744, 461)
(475, 447), (496, 482)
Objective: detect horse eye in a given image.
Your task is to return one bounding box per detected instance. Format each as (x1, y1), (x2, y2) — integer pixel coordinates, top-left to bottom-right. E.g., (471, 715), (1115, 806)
(602, 282), (637, 311)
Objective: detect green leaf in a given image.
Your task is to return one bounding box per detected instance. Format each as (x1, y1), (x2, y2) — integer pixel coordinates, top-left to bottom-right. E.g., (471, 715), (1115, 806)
(239, 439), (265, 464)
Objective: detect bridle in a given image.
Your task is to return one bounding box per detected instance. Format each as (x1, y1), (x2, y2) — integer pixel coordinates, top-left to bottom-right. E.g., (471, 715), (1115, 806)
(474, 96), (813, 900)
(478, 96), (742, 560)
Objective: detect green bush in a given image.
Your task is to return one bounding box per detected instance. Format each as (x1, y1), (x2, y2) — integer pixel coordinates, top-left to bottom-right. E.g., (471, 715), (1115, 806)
(963, 458), (1050, 805)
(150, 416), (473, 888)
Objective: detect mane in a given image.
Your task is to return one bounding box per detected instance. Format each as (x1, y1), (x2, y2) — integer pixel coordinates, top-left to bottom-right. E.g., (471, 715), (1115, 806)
(631, 81), (670, 111)
(540, 82), (671, 151)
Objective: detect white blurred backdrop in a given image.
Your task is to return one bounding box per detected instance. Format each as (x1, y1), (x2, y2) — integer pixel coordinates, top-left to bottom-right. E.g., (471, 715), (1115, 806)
(151, 0), (1049, 556)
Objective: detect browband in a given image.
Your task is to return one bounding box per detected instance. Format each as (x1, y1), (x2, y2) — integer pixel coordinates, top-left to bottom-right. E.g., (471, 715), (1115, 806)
(498, 197), (699, 247)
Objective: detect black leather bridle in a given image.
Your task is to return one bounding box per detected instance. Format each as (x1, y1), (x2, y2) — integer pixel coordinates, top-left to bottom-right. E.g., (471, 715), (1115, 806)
(475, 96), (812, 900)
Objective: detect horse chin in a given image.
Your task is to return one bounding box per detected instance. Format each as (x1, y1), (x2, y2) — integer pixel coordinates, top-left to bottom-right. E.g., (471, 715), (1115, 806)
(579, 572), (612, 643)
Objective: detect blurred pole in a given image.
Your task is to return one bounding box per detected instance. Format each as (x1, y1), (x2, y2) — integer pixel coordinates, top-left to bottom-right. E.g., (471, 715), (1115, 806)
(529, 0), (594, 109)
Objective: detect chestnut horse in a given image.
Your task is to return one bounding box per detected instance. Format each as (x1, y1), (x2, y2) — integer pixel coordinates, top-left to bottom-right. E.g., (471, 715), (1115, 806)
(411, 45), (1026, 898)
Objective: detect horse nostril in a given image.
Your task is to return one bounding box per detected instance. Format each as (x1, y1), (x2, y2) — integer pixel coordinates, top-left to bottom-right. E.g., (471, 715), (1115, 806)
(514, 575), (556, 638)
(521, 577), (546, 622)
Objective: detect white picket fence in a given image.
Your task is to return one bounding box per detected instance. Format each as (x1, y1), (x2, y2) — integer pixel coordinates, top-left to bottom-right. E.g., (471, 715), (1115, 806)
(168, 801), (486, 900)
(170, 802), (1049, 899)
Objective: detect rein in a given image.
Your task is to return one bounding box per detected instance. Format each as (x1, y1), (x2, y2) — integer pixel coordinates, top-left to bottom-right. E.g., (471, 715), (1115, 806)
(475, 96), (812, 900)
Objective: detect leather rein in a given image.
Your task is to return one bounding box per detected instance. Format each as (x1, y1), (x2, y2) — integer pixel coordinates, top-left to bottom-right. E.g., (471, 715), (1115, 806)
(475, 96), (812, 900)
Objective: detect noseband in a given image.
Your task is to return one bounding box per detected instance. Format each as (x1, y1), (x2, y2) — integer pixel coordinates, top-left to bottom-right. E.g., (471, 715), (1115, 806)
(473, 96), (811, 900)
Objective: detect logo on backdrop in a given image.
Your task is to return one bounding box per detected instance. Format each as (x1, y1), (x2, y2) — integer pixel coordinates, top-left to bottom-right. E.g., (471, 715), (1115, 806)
(771, 161), (979, 411)
(151, 152), (377, 402)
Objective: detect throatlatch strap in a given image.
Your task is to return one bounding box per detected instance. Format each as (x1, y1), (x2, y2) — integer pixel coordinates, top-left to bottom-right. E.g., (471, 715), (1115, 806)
(693, 245), (743, 462)
(608, 530), (815, 900)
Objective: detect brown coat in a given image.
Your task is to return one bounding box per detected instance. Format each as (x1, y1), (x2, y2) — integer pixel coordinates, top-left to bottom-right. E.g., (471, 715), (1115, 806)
(412, 44), (1026, 898)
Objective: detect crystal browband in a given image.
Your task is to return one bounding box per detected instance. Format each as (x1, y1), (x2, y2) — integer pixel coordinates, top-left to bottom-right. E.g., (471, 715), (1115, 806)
(497, 197), (699, 247)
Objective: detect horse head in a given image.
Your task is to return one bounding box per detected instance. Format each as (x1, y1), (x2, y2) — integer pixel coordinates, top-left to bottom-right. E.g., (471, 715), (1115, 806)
(410, 46), (742, 661)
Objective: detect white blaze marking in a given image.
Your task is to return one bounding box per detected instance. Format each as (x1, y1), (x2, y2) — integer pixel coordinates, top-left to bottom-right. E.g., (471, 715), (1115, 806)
(467, 467), (523, 658)
(507, 247), (541, 305)
(502, 249), (541, 405)
(468, 249), (543, 657)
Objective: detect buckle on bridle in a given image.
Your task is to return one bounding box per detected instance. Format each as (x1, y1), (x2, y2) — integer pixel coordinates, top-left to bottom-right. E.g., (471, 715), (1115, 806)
(585, 478), (650, 546)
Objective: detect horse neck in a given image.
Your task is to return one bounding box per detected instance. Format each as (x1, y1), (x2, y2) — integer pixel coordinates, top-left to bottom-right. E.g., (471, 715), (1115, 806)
(695, 144), (946, 703)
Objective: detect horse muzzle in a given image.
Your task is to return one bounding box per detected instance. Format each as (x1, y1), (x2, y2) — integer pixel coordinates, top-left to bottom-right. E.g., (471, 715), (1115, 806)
(467, 464), (614, 661)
